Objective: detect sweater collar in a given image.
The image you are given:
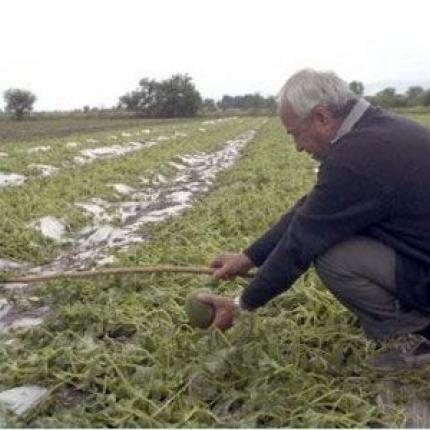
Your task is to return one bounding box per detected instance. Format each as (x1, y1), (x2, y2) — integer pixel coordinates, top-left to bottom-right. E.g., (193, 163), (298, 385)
(331, 98), (370, 144)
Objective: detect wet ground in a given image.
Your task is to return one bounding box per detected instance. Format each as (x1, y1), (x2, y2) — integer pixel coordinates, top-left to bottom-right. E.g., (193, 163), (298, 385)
(0, 128), (256, 419)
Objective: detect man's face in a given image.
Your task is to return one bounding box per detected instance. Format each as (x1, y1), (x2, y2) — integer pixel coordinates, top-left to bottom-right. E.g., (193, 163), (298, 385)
(279, 101), (340, 161)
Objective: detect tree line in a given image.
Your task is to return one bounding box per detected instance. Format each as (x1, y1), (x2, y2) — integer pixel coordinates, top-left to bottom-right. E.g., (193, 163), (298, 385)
(3, 76), (430, 120)
(349, 80), (430, 108)
(118, 74), (277, 117)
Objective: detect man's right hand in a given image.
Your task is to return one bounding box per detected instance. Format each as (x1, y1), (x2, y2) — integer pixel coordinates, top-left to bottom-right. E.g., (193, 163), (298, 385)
(209, 252), (255, 281)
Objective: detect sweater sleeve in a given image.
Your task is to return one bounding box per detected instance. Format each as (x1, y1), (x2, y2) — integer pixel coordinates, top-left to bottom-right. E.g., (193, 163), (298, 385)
(243, 195), (308, 267)
(240, 162), (394, 310)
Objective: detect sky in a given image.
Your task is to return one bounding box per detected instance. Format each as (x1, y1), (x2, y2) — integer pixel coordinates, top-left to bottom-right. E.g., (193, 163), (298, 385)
(1, 0), (430, 111)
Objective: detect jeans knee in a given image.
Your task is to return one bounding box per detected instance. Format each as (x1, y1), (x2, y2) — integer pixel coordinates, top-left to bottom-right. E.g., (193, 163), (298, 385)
(314, 237), (366, 293)
(314, 245), (346, 281)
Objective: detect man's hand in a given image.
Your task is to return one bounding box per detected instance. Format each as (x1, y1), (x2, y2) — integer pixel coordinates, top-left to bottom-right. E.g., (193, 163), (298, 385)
(196, 292), (237, 332)
(209, 252), (254, 280)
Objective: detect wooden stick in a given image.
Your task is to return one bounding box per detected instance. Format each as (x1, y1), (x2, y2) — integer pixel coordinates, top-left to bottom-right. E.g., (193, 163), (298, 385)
(2, 265), (255, 284)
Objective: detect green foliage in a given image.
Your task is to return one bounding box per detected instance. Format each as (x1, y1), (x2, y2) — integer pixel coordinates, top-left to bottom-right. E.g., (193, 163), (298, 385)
(0, 117), (257, 263)
(368, 85), (430, 108)
(405, 86), (425, 106)
(422, 90), (430, 107)
(368, 87), (407, 108)
(0, 117), (411, 426)
(3, 88), (37, 120)
(218, 93), (277, 115)
(348, 81), (364, 97)
(201, 98), (218, 113)
(119, 74), (202, 118)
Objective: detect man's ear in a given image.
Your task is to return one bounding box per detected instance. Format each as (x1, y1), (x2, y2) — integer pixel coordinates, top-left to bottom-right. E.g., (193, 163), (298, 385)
(313, 106), (334, 126)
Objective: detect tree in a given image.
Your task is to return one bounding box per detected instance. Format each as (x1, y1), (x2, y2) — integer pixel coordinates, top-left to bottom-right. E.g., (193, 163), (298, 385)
(372, 87), (406, 108)
(3, 88), (36, 120)
(158, 74), (202, 117)
(349, 81), (364, 97)
(201, 98), (217, 112)
(119, 74), (201, 118)
(217, 93), (277, 114)
(264, 96), (278, 115)
(121, 78), (160, 117)
(422, 90), (430, 107)
(406, 86), (425, 106)
(218, 95), (235, 110)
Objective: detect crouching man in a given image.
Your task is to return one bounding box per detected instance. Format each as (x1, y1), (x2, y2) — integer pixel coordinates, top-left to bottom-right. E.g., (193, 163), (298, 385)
(198, 68), (430, 371)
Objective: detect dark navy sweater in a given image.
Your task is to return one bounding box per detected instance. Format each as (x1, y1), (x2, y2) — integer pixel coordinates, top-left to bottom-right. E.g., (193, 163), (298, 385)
(242, 107), (430, 313)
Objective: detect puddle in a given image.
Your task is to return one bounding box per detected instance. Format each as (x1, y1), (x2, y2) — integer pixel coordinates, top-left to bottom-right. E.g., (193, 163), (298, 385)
(168, 190), (193, 204)
(28, 164), (59, 177)
(112, 183), (136, 195)
(2, 123), (254, 277)
(73, 141), (157, 165)
(75, 199), (111, 223)
(0, 386), (48, 417)
(96, 255), (116, 266)
(154, 174), (167, 185)
(0, 299), (12, 319)
(168, 161), (187, 170)
(8, 316), (45, 331)
(27, 145), (51, 153)
(0, 259), (26, 271)
(1, 283), (30, 292)
(1, 137), (170, 189)
(65, 141), (80, 148)
(0, 303), (50, 334)
(29, 130), (256, 271)
(32, 216), (68, 241)
(0, 173), (26, 188)
(201, 117), (238, 125)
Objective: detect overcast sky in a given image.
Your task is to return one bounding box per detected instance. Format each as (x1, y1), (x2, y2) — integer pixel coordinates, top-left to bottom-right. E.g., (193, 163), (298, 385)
(1, 0), (429, 111)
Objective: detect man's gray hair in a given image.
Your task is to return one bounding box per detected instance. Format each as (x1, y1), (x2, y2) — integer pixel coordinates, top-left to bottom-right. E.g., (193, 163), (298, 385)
(279, 69), (358, 119)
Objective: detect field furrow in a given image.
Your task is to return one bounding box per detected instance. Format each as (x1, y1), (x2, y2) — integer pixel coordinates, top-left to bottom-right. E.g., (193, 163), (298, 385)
(0, 118), (261, 264)
(0, 117), (410, 427)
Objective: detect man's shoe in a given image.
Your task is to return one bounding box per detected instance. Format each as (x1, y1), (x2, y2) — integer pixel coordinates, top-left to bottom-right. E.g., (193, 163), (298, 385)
(369, 334), (430, 370)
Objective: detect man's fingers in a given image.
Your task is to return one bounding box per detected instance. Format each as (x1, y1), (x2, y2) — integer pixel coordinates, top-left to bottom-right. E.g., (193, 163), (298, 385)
(214, 263), (239, 279)
(210, 309), (233, 332)
(195, 292), (216, 306)
(212, 267), (230, 280)
(209, 260), (223, 269)
(193, 293), (234, 332)
(209, 255), (224, 268)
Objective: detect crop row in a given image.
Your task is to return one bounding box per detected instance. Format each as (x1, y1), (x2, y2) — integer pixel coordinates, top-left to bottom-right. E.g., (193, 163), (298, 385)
(0, 117), (261, 264)
(0, 118), (411, 427)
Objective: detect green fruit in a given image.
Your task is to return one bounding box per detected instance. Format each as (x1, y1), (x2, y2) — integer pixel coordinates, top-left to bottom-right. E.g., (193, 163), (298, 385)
(185, 288), (215, 329)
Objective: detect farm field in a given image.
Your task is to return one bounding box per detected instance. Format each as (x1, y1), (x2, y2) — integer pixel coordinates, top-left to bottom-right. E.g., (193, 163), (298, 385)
(0, 113), (430, 426)
(0, 115), (202, 143)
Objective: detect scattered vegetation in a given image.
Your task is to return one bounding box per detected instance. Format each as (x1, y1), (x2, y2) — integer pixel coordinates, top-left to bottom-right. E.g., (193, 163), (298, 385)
(3, 88), (37, 121)
(0, 117), (257, 263)
(119, 74), (202, 118)
(3, 116), (428, 426)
